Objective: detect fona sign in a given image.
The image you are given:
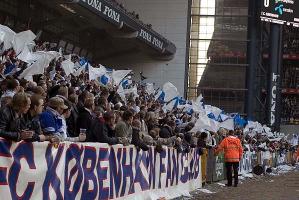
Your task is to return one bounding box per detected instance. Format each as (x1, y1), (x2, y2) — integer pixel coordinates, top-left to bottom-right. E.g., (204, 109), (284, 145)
(81, 0), (120, 23)
(139, 29), (164, 50)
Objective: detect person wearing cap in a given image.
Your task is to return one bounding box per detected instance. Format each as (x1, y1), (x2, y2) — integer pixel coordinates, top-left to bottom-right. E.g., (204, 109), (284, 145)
(214, 130), (243, 187)
(39, 96), (68, 138)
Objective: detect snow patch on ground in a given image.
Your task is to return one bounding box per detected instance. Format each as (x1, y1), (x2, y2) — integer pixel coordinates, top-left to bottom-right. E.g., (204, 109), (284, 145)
(267, 164), (297, 175)
(197, 189), (216, 194)
(242, 173), (253, 178)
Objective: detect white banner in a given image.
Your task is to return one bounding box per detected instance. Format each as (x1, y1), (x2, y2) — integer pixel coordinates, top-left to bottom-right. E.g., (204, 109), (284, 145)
(0, 139), (202, 200)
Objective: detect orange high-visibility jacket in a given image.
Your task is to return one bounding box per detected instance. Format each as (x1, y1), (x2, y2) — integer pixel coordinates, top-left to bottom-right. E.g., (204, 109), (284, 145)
(215, 136), (243, 162)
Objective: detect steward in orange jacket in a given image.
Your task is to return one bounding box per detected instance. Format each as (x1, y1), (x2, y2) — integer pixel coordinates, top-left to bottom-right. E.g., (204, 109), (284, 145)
(215, 130), (243, 187)
(215, 135), (243, 162)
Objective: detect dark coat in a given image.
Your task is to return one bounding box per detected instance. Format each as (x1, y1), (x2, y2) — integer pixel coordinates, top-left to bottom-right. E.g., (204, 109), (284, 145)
(197, 138), (207, 148)
(23, 113), (42, 142)
(132, 128), (149, 151)
(66, 104), (79, 137)
(76, 107), (93, 136)
(86, 119), (118, 145)
(0, 105), (26, 141)
(159, 125), (173, 138)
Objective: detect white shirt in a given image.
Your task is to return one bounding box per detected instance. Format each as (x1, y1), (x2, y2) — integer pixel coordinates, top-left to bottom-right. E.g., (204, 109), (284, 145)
(58, 116), (68, 139)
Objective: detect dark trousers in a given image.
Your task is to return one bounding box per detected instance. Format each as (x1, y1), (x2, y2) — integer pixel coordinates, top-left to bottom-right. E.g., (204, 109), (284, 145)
(225, 162), (239, 186)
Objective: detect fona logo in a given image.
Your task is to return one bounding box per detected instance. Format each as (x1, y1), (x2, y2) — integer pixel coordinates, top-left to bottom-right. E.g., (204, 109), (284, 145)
(275, 4), (284, 15)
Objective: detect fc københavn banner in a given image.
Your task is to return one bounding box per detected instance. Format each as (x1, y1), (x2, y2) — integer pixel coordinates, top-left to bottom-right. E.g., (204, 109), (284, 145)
(0, 139), (202, 200)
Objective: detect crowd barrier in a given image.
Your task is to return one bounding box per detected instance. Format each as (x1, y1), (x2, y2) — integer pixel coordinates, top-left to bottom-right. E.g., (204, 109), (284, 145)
(202, 147), (296, 183)
(0, 139), (202, 200)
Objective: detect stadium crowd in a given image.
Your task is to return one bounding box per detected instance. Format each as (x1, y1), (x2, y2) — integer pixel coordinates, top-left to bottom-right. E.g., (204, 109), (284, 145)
(0, 25), (298, 163)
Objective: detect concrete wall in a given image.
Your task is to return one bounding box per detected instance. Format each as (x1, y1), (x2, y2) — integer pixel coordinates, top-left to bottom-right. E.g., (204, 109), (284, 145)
(103, 0), (189, 95)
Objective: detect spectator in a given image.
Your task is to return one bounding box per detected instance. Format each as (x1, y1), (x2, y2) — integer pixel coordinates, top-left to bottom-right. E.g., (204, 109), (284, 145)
(24, 94), (46, 142)
(115, 110), (133, 145)
(77, 94), (95, 136)
(59, 100), (86, 142)
(39, 96), (68, 139)
(198, 131), (208, 148)
(67, 94), (79, 137)
(103, 111), (117, 139)
(145, 111), (158, 131)
(132, 119), (149, 151)
(159, 120), (176, 139)
(0, 93), (33, 141)
(57, 86), (69, 99)
(96, 96), (108, 115)
(1, 78), (19, 101)
(86, 111), (119, 144)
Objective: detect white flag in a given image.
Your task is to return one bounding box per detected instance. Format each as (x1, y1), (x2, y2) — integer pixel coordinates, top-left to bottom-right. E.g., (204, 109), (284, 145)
(190, 113), (219, 133)
(89, 65), (106, 80)
(146, 83), (155, 95)
(165, 98), (177, 111)
(61, 59), (75, 76)
(73, 67), (84, 77)
(112, 69), (132, 86)
(124, 86), (139, 100)
(19, 51), (58, 80)
(0, 24), (16, 50)
(196, 94), (203, 105)
(17, 45), (32, 63)
(12, 30), (36, 55)
(162, 82), (179, 102)
(219, 118), (234, 130)
(117, 84), (126, 102)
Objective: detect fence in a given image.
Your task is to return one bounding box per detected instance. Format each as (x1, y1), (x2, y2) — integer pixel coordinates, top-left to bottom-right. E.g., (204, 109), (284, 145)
(202, 147), (297, 184)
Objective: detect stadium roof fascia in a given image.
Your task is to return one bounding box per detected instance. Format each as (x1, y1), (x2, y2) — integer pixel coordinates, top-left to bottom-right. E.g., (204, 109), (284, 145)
(56, 0), (176, 56)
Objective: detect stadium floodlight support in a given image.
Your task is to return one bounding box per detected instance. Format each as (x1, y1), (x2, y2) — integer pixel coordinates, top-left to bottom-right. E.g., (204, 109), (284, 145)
(246, 0), (260, 121)
(267, 24), (283, 131)
(247, 0), (283, 131)
(246, 0), (270, 125)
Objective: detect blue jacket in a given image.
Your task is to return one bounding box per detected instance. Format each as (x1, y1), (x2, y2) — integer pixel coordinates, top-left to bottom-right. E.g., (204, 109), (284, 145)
(39, 107), (63, 136)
